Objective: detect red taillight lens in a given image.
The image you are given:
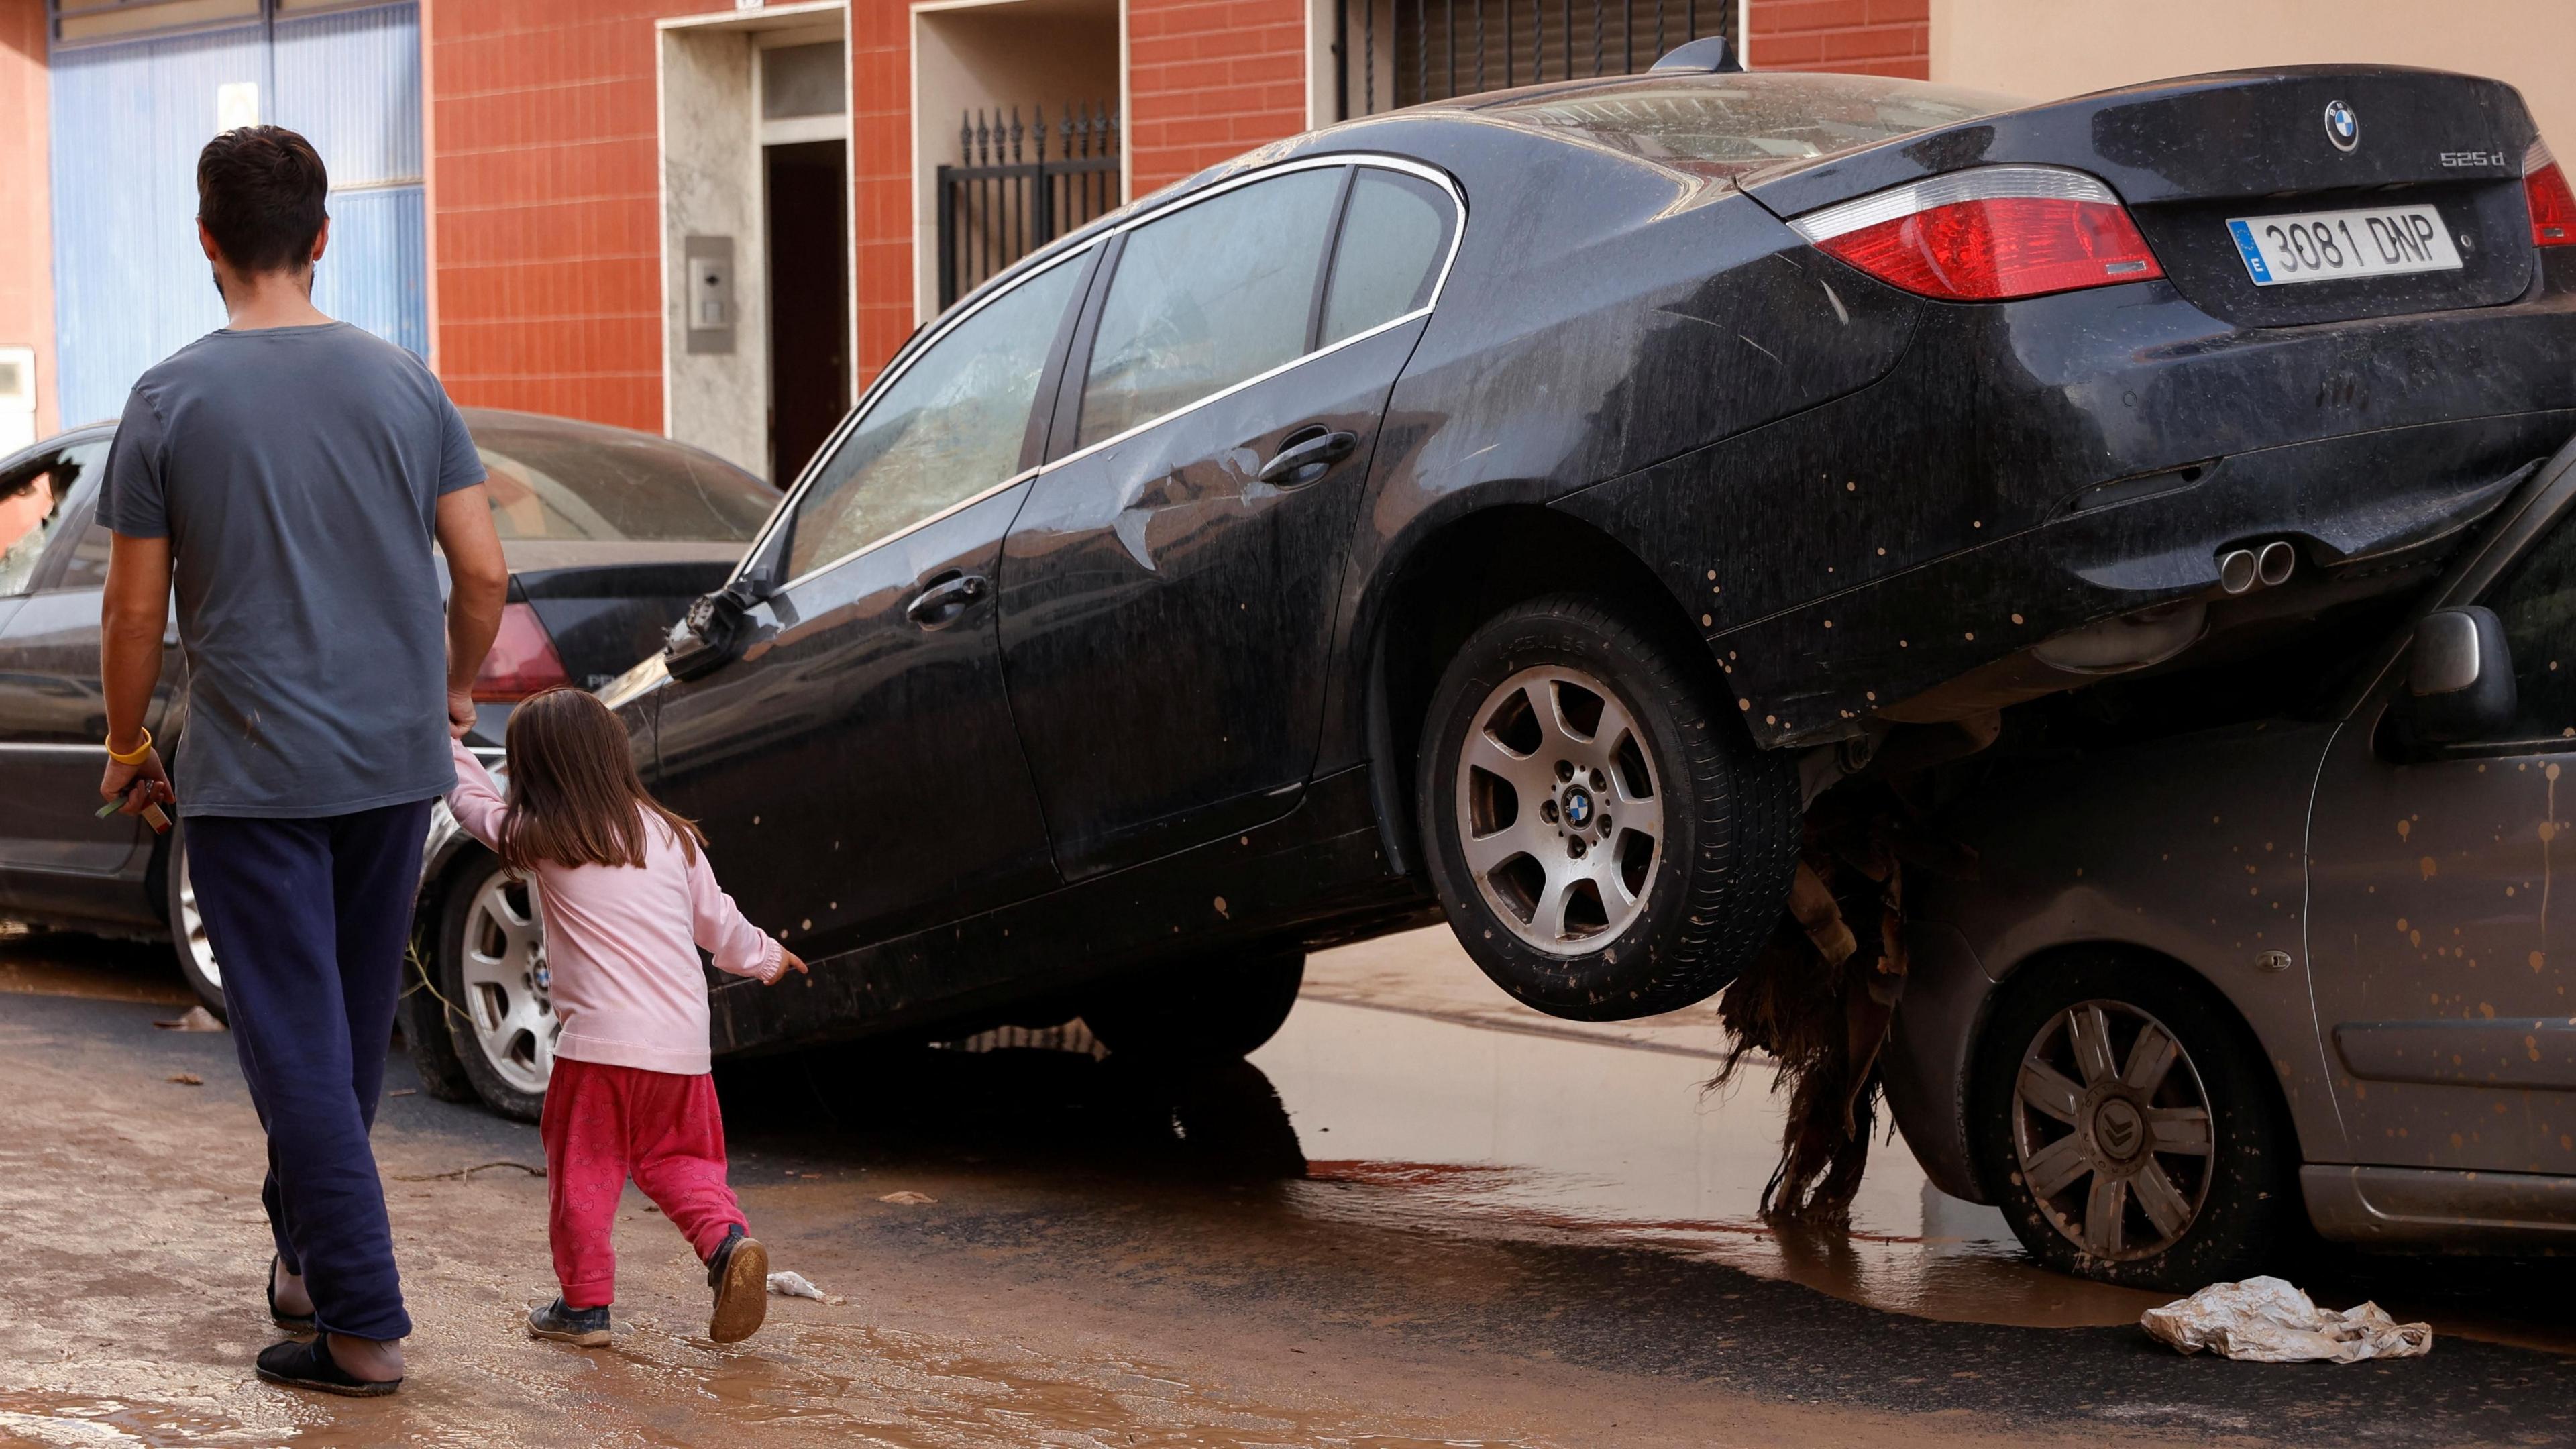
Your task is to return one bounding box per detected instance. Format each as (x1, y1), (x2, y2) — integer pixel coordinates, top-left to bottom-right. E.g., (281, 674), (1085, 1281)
(472, 601), (572, 702)
(2526, 141), (2576, 248)
(1793, 166), (2163, 301)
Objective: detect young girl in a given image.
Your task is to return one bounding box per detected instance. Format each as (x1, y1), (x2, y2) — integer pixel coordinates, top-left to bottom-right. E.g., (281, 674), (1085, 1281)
(445, 686), (806, 1347)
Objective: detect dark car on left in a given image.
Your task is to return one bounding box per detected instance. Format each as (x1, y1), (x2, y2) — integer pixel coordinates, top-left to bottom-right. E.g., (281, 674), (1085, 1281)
(0, 409), (780, 1013)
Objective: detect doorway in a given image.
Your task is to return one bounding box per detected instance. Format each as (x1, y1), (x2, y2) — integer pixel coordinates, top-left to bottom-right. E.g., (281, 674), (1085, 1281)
(765, 138), (849, 486)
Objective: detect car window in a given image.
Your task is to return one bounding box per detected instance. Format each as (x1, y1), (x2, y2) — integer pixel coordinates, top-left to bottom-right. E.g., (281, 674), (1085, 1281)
(1077, 168), (1345, 448)
(469, 423), (780, 543)
(1321, 170), (1454, 348)
(0, 439), (109, 596)
(2477, 509), (2576, 743)
(786, 254), (1086, 580)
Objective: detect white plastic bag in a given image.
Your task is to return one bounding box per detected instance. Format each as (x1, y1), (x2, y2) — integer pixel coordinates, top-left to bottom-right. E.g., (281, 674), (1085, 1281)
(766, 1270), (843, 1305)
(2141, 1277), (2430, 1364)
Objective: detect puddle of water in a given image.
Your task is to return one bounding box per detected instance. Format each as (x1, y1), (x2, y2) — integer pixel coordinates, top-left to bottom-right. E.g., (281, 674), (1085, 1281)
(0, 1395), (293, 1448)
(1254, 993), (2165, 1330)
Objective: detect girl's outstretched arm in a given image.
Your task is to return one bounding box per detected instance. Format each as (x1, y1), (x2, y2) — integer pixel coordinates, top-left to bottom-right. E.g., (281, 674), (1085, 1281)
(445, 737), (509, 849)
(686, 846), (789, 983)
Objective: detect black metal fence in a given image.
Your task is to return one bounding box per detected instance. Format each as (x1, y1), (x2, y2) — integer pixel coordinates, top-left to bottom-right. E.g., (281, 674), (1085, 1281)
(935, 104), (1122, 311)
(1334, 0), (1732, 117)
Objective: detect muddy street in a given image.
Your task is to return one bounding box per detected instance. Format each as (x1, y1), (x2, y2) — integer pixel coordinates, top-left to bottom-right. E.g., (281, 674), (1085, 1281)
(2, 924), (2573, 1449)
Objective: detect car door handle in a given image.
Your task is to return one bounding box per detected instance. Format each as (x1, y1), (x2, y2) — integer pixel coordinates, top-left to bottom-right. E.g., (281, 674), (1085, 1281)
(1256, 427), (1357, 486)
(904, 572), (990, 629)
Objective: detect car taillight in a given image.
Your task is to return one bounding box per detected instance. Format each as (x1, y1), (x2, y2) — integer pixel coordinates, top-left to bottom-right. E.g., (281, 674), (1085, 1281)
(472, 601), (571, 702)
(2526, 141), (2576, 248)
(1790, 166), (2164, 301)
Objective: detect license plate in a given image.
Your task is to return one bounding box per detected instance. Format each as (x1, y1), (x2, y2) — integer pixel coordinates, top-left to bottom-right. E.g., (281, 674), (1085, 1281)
(2226, 205), (2463, 286)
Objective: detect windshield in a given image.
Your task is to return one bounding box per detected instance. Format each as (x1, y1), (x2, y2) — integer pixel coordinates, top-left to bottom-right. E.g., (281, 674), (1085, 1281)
(1487, 73), (2024, 181)
(469, 414), (782, 543)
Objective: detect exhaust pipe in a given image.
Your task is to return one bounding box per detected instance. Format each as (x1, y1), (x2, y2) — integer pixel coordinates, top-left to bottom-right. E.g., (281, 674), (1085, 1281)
(2218, 548), (2260, 594)
(2216, 539), (2299, 594)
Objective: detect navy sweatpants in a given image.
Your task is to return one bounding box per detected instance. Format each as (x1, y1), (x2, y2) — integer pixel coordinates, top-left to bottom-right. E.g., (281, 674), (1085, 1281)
(187, 799), (433, 1342)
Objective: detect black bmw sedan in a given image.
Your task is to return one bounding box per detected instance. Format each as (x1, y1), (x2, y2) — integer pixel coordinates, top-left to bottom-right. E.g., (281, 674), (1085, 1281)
(405, 50), (2576, 1118)
(0, 409), (779, 1013)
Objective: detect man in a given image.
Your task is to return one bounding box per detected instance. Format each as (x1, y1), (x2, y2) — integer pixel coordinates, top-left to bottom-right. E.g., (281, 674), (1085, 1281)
(96, 125), (509, 1396)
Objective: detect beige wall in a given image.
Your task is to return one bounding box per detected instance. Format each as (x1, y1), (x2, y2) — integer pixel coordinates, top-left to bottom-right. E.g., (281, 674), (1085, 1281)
(1933, 0), (2576, 158)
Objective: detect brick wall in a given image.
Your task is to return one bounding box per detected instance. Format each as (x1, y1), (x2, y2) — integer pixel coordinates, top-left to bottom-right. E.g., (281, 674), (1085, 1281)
(427, 0), (728, 430)
(849, 0), (911, 391)
(1743, 0), (1930, 79)
(0, 0), (54, 435)
(1125, 0), (1309, 197)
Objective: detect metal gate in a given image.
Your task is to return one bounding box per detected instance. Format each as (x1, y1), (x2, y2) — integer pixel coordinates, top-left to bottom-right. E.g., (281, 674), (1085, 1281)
(1332, 0), (1732, 117)
(934, 105), (1122, 312)
(48, 0), (426, 427)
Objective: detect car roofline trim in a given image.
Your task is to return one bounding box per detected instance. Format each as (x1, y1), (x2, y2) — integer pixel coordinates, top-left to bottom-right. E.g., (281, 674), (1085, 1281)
(751, 152), (1466, 597)
(1788, 165), (2122, 244)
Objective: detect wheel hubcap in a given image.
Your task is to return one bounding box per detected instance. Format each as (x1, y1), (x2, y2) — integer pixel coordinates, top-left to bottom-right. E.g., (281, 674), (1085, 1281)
(458, 870), (559, 1096)
(1453, 665), (1663, 956)
(2012, 999), (2215, 1261)
(176, 849), (219, 991)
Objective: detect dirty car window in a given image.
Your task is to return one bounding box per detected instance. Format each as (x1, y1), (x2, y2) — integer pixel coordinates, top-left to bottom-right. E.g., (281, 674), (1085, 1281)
(2477, 512), (2576, 743)
(1322, 170), (1454, 347)
(788, 255), (1085, 579)
(1488, 74), (2021, 181)
(1078, 168), (1344, 448)
(473, 423), (778, 544)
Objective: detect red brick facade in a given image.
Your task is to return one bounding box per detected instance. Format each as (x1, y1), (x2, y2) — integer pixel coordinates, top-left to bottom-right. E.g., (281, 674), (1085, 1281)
(1126, 0), (1308, 196)
(1743, 0), (1929, 80)
(426, 0), (722, 432)
(0, 0), (55, 434)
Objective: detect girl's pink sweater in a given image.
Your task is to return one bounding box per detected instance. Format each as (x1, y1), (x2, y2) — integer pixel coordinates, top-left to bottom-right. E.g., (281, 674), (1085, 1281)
(445, 739), (784, 1075)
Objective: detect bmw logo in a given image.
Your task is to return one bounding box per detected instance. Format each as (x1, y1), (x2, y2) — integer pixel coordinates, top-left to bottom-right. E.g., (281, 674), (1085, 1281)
(2324, 99), (2359, 152)
(1563, 787), (1593, 828)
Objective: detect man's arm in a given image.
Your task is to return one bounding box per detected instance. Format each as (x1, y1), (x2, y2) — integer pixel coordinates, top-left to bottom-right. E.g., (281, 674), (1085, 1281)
(436, 482), (508, 739)
(99, 531), (175, 811)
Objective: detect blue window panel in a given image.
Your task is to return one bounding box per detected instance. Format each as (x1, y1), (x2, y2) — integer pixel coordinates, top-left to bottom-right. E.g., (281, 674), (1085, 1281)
(313, 184), (427, 358)
(50, 23), (264, 425)
(272, 3), (422, 189)
(51, 3), (427, 427)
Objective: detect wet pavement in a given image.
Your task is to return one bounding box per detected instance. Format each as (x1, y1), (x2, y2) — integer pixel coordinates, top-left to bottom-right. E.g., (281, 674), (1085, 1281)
(3, 923), (2574, 1448)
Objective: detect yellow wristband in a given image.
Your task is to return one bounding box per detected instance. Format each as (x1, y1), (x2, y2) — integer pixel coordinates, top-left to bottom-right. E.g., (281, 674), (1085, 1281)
(105, 727), (153, 767)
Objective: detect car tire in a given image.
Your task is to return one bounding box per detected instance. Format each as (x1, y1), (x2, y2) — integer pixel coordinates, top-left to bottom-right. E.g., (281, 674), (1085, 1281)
(161, 822), (227, 1020)
(1968, 949), (2296, 1291)
(1415, 594), (1797, 1021)
(1083, 950), (1306, 1064)
(431, 849), (559, 1122)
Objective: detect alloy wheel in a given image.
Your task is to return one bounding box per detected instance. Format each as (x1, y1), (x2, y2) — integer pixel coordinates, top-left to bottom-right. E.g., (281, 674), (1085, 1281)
(174, 850), (219, 992)
(2011, 999), (2215, 1260)
(458, 870), (559, 1096)
(1452, 665), (1664, 956)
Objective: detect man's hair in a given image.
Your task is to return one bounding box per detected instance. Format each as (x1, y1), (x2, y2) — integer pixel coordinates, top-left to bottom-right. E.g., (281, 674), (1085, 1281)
(196, 126), (329, 276)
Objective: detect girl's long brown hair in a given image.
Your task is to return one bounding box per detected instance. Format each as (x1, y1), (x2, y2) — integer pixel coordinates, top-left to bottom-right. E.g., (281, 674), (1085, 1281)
(496, 686), (704, 872)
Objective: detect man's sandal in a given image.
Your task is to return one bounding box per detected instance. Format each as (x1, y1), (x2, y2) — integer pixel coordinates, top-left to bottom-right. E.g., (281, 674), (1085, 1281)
(254, 1336), (401, 1397)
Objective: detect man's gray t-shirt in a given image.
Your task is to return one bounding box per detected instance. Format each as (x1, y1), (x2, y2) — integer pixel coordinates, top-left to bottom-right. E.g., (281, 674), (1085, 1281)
(101, 322), (487, 818)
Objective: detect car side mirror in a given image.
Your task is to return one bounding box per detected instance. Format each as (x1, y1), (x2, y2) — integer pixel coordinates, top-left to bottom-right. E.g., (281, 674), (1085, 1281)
(2406, 605), (2518, 743)
(665, 576), (766, 682)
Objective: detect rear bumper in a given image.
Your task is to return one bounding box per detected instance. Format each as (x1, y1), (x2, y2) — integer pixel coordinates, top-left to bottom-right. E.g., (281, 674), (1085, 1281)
(1556, 265), (2576, 747)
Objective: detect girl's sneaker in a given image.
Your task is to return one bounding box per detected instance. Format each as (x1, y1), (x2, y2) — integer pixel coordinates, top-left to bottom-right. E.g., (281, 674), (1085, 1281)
(705, 1226), (769, 1344)
(527, 1297), (612, 1347)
